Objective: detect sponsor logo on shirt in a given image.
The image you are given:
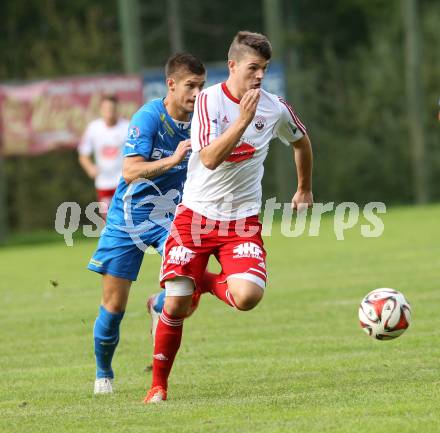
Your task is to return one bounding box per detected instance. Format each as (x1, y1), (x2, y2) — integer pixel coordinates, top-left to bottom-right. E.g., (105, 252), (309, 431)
(233, 242), (263, 259)
(167, 246), (195, 265)
(225, 141), (256, 163)
(101, 145), (120, 159)
(151, 148), (164, 160)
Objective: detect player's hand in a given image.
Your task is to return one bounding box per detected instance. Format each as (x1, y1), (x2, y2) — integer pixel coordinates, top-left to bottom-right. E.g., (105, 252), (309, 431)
(239, 89), (260, 125)
(291, 189), (313, 212)
(173, 139), (192, 164)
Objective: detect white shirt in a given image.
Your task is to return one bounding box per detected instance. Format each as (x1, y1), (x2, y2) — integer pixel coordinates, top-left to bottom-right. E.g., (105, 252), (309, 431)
(78, 118), (129, 190)
(182, 82), (307, 220)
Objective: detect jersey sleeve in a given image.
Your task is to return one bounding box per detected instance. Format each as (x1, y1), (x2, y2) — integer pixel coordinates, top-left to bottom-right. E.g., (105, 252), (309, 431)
(274, 97), (307, 145)
(191, 91), (219, 152)
(78, 123), (94, 156)
(123, 109), (157, 159)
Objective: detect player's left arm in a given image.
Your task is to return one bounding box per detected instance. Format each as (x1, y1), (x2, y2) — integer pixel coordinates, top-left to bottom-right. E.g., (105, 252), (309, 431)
(275, 98), (313, 210)
(291, 134), (313, 210)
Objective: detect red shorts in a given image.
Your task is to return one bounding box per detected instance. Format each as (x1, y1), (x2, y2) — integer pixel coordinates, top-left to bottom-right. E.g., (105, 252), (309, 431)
(160, 205), (267, 292)
(96, 189), (116, 217)
(96, 188), (116, 204)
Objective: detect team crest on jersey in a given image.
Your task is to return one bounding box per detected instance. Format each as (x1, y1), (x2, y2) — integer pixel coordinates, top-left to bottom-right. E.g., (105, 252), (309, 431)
(233, 242), (263, 259)
(167, 246), (195, 265)
(128, 126), (140, 139)
(253, 116), (266, 132)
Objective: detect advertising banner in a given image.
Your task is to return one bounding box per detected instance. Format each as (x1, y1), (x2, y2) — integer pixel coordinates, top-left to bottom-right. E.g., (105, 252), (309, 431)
(0, 75), (142, 156)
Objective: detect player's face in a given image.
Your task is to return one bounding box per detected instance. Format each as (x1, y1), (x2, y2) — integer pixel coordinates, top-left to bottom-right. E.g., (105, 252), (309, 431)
(100, 100), (118, 126)
(169, 72), (206, 114)
(229, 53), (269, 94)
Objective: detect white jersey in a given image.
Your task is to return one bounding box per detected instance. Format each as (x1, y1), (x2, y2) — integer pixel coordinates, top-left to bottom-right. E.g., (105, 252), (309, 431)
(182, 82), (306, 220)
(78, 118), (129, 190)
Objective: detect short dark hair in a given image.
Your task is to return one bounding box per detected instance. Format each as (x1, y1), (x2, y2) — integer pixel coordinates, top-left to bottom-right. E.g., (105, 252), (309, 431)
(100, 94), (118, 104)
(165, 52), (206, 79)
(228, 31), (272, 61)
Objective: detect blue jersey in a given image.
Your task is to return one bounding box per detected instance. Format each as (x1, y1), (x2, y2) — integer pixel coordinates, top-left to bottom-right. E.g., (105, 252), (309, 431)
(105, 98), (190, 234)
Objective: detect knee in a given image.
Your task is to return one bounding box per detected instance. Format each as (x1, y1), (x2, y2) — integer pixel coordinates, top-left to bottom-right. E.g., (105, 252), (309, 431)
(101, 275), (131, 313)
(233, 287), (264, 311)
(164, 277), (194, 316)
(102, 299), (125, 314)
(164, 296), (193, 316)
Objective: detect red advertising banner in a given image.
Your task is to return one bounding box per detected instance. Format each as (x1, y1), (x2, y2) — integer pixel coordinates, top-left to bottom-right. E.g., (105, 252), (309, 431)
(0, 75), (143, 156)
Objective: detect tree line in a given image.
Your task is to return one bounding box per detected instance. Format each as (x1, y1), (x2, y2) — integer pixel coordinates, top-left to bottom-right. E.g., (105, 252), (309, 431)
(0, 0), (438, 231)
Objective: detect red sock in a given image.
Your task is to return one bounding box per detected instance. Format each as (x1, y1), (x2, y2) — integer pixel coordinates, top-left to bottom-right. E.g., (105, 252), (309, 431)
(151, 309), (184, 389)
(201, 271), (237, 308)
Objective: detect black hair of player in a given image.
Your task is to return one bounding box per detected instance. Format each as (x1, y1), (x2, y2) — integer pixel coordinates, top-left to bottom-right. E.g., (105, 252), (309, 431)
(228, 31), (272, 61)
(100, 94), (118, 104)
(165, 52), (206, 79)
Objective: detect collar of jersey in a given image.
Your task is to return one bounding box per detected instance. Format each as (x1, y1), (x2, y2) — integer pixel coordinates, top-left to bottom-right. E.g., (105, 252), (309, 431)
(160, 98), (193, 137)
(221, 82), (240, 104)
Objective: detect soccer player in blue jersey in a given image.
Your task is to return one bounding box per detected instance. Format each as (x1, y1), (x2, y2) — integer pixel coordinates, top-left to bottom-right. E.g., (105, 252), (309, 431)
(88, 53), (206, 394)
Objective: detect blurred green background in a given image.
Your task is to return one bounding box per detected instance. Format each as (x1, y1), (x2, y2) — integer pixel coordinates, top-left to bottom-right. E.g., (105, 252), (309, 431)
(0, 0), (438, 236)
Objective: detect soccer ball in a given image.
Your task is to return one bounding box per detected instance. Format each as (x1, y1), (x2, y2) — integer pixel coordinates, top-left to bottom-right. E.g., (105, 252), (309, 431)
(358, 288), (411, 340)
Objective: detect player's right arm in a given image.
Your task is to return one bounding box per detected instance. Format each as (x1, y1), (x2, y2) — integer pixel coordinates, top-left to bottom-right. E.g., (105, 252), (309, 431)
(78, 123), (98, 179)
(78, 154), (98, 179)
(196, 89), (260, 170)
(121, 109), (191, 184)
(122, 139), (191, 183)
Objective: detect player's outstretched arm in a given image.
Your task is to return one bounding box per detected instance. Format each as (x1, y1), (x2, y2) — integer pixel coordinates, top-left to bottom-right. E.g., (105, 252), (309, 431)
(200, 89), (260, 170)
(122, 139), (191, 184)
(291, 134), (313, 210)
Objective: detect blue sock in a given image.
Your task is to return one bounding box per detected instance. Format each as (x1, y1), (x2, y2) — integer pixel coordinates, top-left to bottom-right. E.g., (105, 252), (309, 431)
(153, 290), (166, 313)
(93, 305), (124, 379)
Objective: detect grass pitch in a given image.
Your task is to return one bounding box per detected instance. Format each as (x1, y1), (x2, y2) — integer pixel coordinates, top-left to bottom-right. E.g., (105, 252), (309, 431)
(1, 205), (439, 433)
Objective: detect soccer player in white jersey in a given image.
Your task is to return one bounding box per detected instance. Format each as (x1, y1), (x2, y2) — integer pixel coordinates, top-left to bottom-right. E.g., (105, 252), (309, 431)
(78, 95), (129, 219)
(144, 31), (313, 403)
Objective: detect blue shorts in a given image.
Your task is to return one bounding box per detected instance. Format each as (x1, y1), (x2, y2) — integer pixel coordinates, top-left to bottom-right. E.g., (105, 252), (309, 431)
(87, 225), (169, 281)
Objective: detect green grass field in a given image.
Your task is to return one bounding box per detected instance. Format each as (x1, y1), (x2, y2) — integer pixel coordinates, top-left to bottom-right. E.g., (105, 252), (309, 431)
(1, 205), (439, 433)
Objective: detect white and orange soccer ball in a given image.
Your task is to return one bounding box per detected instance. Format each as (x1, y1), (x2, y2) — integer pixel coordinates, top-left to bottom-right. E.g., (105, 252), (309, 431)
(358, 288), (411, 340)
